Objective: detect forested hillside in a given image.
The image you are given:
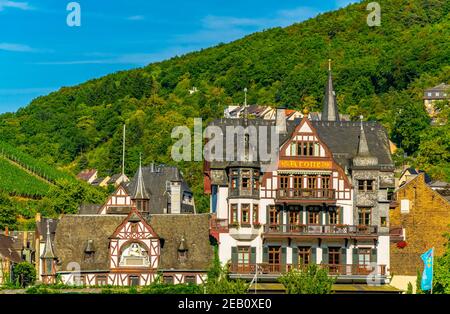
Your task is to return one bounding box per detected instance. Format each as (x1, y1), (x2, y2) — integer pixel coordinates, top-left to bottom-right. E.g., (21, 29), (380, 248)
(0, 0), (449, 213)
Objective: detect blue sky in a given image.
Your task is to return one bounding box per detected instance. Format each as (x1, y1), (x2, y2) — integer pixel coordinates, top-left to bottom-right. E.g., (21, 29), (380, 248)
(0, 0), (356, 113)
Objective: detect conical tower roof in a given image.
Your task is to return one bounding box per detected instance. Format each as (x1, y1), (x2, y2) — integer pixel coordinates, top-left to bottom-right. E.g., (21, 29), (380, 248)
(321, 59), (340, 122)
(132, 155), (150, 200)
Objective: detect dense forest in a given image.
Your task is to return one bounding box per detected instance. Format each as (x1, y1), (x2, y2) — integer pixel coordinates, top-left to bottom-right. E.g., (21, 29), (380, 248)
(0, 0), (449, 216)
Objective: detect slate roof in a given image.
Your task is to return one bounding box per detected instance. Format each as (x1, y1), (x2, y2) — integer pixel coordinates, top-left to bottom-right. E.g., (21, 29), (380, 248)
(36, 218), (58, 242)
(78, 204), (102, 215)
(0, 234), (22, 263)
(76, 169), (97, 181)
(123, 164), (193, 214)
(206, 118), (394, 171)
(53, 214), (213, 272)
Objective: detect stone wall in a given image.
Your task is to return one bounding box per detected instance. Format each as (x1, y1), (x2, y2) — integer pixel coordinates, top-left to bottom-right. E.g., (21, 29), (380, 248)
(390, 174), (450, 276)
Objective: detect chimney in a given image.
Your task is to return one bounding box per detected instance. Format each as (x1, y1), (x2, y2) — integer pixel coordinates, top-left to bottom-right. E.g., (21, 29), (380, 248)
(5, 226), (8, 236)
(170, 171), (182, 214)
(275, 107), (287, 134)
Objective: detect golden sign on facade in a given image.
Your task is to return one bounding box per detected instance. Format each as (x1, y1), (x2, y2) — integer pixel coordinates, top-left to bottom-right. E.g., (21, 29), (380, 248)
(278, 160), (332, 169)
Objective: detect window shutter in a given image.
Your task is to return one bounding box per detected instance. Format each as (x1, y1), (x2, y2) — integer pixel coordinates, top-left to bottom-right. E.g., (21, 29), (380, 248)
(371, 248), (377, 264)
(352, 248), (358, 265)
(263, 245), (268, 263)
(281, 246), (287, 272)
(341, 248), (347, 265)
(299, 208), (303, 224)
(322, 247), (329, 264)
(250, 247), (256, 264)
(266, 206), (270, 224)
(325, 211), (329, 224)
(311, 248), (317, 264)
(292, 247), (298, 265)
(305, 211), (309, 224)
(339, 207), (344, 224)
(231, 247), (238, 265)
(319, 211), (323, 225)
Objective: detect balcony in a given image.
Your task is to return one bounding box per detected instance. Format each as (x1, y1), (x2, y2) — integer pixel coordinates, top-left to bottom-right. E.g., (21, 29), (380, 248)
(229, 188), (259, 198)
(229, 263), (387, 277)
(276, 188), (336, 202)
(263, 224), (378, 239)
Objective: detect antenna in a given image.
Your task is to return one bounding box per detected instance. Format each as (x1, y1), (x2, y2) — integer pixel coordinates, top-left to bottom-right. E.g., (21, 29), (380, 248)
(122, 124), (126, 176)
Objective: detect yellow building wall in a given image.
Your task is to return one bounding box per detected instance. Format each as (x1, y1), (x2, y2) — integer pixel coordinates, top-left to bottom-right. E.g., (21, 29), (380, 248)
(390, 174), (450, 276)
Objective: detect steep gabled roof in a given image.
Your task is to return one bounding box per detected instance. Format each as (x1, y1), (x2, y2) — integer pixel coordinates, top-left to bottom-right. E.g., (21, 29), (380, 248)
(0, 234), (22, 263)
(53, 214), (213, 272)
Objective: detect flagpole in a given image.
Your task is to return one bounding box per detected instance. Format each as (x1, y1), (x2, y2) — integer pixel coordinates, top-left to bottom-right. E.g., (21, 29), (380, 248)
(431, 247), (434, 294)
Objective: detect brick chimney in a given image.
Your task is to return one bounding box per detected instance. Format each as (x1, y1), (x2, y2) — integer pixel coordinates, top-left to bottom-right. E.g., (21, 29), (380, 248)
(5, 226), (8, 236)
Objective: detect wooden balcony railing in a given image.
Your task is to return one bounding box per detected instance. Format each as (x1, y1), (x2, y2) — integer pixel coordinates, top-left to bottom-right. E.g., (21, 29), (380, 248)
(229, 263), (387, 276)
(276, 188), (335, 200)
(264, 224), (378, 236)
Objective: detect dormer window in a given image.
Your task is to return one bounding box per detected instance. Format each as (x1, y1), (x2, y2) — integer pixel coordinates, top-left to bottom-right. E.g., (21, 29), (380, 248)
(178, 236), (188, 263)
(290, 141), (320, 157)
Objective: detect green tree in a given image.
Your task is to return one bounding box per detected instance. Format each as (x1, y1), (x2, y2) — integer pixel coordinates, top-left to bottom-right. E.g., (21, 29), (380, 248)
(406, 282), (413, 294)
(12, 262), (36, 288)
(279, 264), (335, 294)
(0, 192), (17, 230)
(205, 247), (249, 294)
(433, 233), (450, 294)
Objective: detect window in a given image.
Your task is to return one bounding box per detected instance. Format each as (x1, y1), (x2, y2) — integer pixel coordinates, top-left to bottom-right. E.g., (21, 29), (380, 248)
(269, 206), (279, 225)
(241, 170), (251, 190)
(307, 176), (317, 189)
(289, 211), (300, 225)
(298, 247), (311, 265)
(358, 180), (375, 192)
(241, 204), (250, 224)
(230, 204), (238, 223)
(253, 170), (260, 190)
(96, 275), (107, 286)
(280, 175), (289, 188)
(358, 208), (371, 226)
(309, 211), (320, 224)
(237, 246), (251, 266)
(358, 248), (371, 266)
(185, 276), (196, 284)
(163, 276), (174, 284)
(329, 210), (340, 225)
(322, 176), (331, 190)
(328, 247), (340, 265)
(293, 176), (302, 196)
(252, 204), (259, 223)
(230, 170), (238, 190)
(268, 246), (281, 271)
(380, 216), (387, 227)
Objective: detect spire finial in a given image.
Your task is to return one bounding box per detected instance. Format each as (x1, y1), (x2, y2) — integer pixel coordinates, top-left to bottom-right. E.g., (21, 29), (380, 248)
(328, 59), (332, 71)
(46, 220), (50, 237)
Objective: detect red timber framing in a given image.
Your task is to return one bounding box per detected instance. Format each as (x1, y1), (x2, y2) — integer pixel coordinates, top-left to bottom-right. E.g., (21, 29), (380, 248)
(261, 117), (352, 202)
(109, 208), (160, 273)
(99, 185), (131, 214)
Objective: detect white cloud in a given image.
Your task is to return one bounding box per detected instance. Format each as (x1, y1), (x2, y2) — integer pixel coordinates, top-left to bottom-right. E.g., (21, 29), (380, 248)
(0, 1), (33, 11)
(126, 15), (145, 21)
(0, 42), (35, 52)
(0, 87), (55, 96)
(33, 47), (199, 66)
(175, 6), (320, 45)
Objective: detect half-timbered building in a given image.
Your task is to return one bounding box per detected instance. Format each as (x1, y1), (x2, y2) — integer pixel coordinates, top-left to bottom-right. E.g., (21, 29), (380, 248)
(40, 209), (213, 286)
(82, 163), (195, 216)
(207, 66), (395, 285)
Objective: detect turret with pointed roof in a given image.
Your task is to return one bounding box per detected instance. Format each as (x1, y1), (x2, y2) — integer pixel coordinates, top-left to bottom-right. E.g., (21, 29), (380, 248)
(353, 116), (378, 167)
(41, 220), (57, 284)
(321, 59), (340, 122)
(41, 220), (55, 259)
(132, 155), (150, 200)
(132, 155), (150, 214)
